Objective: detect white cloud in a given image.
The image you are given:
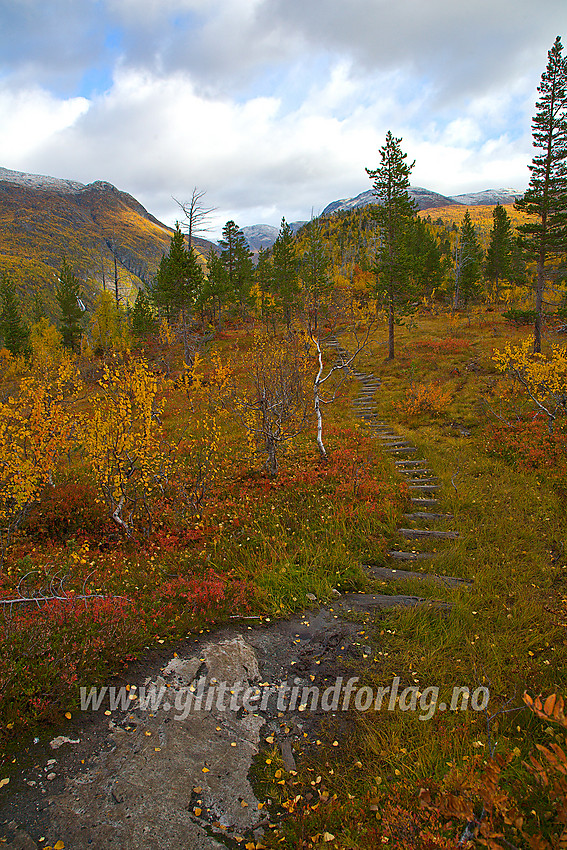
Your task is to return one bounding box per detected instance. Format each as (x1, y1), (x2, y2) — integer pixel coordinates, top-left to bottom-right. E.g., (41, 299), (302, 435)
(0, 84), (88, 162)
(2, 0), (557, 233)
(0, 57), (534, 235)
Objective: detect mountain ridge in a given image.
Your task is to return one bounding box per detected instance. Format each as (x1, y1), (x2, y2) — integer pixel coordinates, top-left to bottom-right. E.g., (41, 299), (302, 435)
(0, 166), (182, 318)
(321, 186), (522, 217)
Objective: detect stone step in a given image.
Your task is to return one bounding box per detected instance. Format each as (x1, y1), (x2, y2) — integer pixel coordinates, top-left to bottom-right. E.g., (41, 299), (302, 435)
(387, 550), (437, 561)
(364, 565), (470, 588)
(337, 592), (451, 613)
(398, 528), (460, 540)
(395, 459), (427, 466)
(382, 441), (413, 448)
(410, 497), (438, 506)
(408, 484), (441, 491)
(404, 477), (439, 485)
(389, 446), (417, 454)
(403, 512), (454, 521)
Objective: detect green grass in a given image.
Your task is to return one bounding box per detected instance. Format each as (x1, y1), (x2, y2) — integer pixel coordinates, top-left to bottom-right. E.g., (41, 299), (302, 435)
(256, 310), (567, 848)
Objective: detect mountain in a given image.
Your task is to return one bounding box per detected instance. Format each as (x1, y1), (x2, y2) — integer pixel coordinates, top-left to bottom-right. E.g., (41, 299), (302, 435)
(0, 166), (212, 319)
(242, 220), (308, 255)
(241, 224), (280, 252)
(321, 186), (523, 217)
(321, 186), (460, 217)
(449, 188), (522, 206)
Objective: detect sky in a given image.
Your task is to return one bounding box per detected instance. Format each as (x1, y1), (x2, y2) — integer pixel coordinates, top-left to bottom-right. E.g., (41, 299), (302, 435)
(0, 0), (565, 238)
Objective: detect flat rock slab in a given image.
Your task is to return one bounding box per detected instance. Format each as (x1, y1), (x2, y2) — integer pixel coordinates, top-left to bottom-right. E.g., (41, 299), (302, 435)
(387, 550), (437, 561)
(337, 593), (451, 613)
(403, 512), (454, 522)
(365, 566), (470, 588)
(0, 605), (400, 850)
(398, 528), (459, 540)
(395, 460), (427, 466)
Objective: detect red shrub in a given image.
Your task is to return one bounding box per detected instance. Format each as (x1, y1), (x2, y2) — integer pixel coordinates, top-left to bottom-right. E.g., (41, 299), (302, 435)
(26, 481), (109, 541)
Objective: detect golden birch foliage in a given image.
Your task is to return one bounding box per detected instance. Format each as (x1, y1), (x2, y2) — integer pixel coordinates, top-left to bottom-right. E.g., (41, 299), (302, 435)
(81, 358), (171, 532)
(88, 291), (131, 354)
(29, 318), (63, 372)
(159, 317), (175, 346)
(175, 352), (228, 498)
(0, 360), (78, 553)
(493, 338), (567, 413)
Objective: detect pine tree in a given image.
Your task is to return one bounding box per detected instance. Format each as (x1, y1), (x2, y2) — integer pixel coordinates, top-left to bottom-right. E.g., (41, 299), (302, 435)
(56, 258), (83, 351)
(0, 275), (29, 356)
(154, 224), (204, 361)
(272, 217), (300, 329)
(366, 131), (417, 358)
(201, 247), (229, 329)
(484, 204), (514, 299)
(516, 35), (567, 352)
(299, 219), (331, 333)
(454, 210), (483, 308)
(402, 217), (445, 302)
(219, 220), (253, 313)
(254, 248), (277, 331)
(131, 288), (156, 337)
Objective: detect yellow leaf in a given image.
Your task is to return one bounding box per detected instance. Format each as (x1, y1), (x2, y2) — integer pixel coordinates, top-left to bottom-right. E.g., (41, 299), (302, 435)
(194, 808), (202, 817)
(54, 842), (65, 850)
(323, 834), (335, 843)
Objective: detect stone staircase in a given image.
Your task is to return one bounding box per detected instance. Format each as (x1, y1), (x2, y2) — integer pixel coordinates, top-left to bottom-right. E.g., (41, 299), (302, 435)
(327, 338), (469, 611)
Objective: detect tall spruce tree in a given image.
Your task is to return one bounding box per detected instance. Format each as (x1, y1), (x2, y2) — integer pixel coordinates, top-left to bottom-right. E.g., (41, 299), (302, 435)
(202, 247), (229, 329)
(454, 210), (483, 308)
(254, 248), (277, 331)
(272, 217), (300, 329)
(0, 275), (29, 356)
(219, 220), (253, 313)
(56, 258), (83, 351)
(485, 204), (514, 299)
(299, 219), (331, 333)
(155, 224), (204, 362)
(366, 131), (417, 359)
(402, 217), (445, 302)
(515, 35), (567, 352)
(131, 288), (156, 337)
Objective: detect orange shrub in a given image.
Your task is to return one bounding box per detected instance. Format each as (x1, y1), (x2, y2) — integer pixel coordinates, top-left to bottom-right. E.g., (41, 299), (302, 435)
(397, 381), (452, 417)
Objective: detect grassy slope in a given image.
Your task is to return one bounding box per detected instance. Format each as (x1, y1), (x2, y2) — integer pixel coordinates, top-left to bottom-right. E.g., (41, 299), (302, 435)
(258, 312), (567, 848)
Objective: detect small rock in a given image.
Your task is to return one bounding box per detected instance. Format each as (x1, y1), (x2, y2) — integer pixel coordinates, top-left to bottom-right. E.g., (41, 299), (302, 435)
(46, 773), (56, 781)
(306, 593), (317, 602)
(330, 588), (342, 598)
(50, 736), (80, 750)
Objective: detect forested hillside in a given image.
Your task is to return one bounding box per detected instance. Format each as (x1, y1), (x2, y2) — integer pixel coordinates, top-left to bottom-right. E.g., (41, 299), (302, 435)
(0, 171), (206, 320)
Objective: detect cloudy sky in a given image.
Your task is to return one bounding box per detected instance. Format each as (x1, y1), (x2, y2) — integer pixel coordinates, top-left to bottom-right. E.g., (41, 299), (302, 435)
(0, 1), (565, 236)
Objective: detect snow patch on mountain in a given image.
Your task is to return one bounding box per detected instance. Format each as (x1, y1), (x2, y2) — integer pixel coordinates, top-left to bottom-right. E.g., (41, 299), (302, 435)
(0, 166), (86, 194)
